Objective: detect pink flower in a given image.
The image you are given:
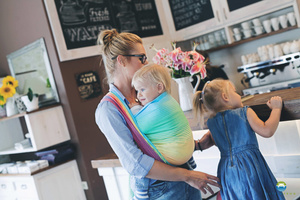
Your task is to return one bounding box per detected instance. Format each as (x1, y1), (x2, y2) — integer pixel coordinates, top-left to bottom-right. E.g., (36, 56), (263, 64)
(151, 43), (207, 79)
(190, 61), (206, 78)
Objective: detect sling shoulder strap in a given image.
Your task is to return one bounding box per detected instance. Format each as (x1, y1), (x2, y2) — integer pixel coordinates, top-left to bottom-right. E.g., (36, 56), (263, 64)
(102, 92), (169, 164)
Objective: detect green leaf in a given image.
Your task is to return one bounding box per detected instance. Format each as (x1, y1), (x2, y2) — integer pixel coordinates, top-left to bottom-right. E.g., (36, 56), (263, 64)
(27, 88), (34, 102)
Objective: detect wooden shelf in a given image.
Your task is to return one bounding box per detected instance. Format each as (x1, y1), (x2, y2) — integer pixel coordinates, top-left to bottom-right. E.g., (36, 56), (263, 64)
(206, 25), (298, 53)
(0, 103), (61, 123)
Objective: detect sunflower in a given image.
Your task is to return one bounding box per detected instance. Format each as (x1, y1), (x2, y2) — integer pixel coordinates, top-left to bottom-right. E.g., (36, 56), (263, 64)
(0, 84), (16, 99)
(2, 75), (18, 88)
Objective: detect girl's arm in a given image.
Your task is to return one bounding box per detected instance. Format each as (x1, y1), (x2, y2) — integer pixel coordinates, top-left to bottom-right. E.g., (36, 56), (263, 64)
(195, 131), (215, 151)
(146, 159), (221, 195)
(247, 96), (282, 138)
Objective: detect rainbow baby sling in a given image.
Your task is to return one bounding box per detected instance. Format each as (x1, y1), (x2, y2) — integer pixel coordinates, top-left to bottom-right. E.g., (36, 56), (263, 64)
(102, 91), (170, 164)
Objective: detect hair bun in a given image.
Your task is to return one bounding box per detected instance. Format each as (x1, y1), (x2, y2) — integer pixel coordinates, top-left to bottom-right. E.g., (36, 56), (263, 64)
(98, 29), (119, 46)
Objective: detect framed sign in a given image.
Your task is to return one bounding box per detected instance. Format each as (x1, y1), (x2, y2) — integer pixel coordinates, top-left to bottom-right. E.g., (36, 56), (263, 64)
(169, 0), (214, 31)
(44, 0), (163, 62)
(76, 71), (102, 99)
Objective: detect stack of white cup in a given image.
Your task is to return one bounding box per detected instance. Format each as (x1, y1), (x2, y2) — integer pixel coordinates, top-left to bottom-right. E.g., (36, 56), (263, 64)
(262, 12), (296, 33)
(241, 21), (252, 39)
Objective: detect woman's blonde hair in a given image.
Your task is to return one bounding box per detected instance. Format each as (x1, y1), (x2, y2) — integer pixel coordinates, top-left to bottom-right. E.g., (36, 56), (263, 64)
(97, 29), (142, 84)
(193, 79), (232, 127)
(132, 64), (172, 93)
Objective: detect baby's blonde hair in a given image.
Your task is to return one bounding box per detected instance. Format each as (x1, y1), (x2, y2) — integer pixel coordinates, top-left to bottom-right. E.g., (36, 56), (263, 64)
(132, 64), (172, 93)
(193, 79), (233, 127)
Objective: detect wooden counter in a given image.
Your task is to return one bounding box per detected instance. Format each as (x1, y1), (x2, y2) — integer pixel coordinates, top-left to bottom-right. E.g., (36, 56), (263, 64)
(91, 153), (121, 168)
(243, 87), (300, 121)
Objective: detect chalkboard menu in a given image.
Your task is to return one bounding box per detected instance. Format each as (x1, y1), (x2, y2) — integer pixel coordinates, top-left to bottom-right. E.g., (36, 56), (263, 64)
(54, 0), (162, 50)
(227, 0), (262, 12)
(169, 0), (214, 31)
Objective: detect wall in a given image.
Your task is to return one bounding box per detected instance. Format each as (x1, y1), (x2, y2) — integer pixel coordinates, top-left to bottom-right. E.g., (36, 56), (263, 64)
(0, 1), (111, 199)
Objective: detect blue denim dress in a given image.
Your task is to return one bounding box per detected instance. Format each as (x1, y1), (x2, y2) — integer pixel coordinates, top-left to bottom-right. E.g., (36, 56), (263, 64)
(207, 106), (285, 200)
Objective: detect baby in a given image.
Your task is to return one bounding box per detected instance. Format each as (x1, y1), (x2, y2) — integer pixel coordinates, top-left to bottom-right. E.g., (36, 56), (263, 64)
(131, 64), (195, 166)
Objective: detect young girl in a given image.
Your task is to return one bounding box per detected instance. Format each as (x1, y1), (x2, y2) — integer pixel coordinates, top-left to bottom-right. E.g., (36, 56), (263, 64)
(131, 63), (195, 167)
(193, 79), (285, 200)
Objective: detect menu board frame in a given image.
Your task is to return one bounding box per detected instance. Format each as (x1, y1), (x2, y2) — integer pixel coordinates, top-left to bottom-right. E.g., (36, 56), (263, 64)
(168, 0), (215, 31)
(44, 0), (163, 62)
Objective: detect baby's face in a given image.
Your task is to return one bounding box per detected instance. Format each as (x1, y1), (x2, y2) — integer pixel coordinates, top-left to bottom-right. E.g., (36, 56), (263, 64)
(134, 80), (160, 105)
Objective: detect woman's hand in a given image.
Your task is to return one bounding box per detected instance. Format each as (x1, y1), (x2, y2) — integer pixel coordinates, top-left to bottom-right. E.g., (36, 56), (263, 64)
(184, 170), (221, 195)
(147, 160), (221, 195)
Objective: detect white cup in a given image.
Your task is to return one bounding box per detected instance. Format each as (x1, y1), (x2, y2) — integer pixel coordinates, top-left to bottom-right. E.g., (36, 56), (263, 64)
(241, 22), (251, 30)
(279, 15), (288, 28)
(234, 33), (242, 41)
(233, 28), (240, 34)
(290, 40), (300, 53)
(271, 17), (280, 31)
(268, 45), (275, 59)
(274, 45), (283, 58)
(214, 32), (222, 44)
(287, 12), (296, 26)
(252, 18), (261, 26)
(243, 30), (252, 38)
(254, 26), (264, 35)
(241, 55), (248, 65)
(262, 20), (272, 33)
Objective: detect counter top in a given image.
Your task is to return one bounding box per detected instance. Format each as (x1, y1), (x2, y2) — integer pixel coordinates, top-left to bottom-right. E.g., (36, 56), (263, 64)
(91, 153), (121, 168)
(242, 87), (300, 121)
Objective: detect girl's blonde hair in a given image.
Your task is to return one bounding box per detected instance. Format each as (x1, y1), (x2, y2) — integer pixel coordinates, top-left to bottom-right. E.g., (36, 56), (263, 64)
(132, 64), (172, 93)
(97, 29), (143, 84)
(193, 79), (232, 127)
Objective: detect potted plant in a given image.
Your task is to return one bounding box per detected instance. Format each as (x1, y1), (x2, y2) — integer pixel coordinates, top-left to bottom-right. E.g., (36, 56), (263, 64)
(21, 88), (39, 112)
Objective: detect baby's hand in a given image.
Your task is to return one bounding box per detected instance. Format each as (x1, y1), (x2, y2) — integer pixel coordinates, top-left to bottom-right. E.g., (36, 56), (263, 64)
(266, 96), (282, 110)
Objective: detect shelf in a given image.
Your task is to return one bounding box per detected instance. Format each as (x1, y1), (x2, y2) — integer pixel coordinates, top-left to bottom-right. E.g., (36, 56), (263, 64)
(0, 103), (61, 123)
(0, 105), (70, 155)
(207, 25), (298, 53)
(0, 146), (35, 155)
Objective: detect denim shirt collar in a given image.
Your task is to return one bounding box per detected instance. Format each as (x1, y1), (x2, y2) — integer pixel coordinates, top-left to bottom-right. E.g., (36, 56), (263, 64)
(109, 83), (130, 105)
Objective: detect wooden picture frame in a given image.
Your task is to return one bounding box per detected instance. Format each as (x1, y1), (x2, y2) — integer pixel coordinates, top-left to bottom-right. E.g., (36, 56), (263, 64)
(44, 0), (163, 62)
(43, 0), (102, 62)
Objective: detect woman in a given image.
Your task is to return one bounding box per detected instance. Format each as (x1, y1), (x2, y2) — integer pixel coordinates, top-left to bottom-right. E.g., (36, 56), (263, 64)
(95, 29), (220, 199)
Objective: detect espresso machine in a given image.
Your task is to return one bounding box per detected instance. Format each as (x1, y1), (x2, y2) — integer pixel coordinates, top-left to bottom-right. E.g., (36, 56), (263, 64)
(238, 52), (300, 95)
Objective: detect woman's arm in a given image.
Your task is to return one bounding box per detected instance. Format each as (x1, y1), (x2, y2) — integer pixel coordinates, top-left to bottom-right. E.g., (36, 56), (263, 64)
(97, 99), (221, 195)
(247, 96), (282, 138)
(146, 160), (221, 195)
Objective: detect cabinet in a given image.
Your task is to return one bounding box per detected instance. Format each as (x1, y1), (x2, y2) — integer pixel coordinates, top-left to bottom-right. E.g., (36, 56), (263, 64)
(159, 0), (300, 48)
(0, 105), (70, 155)
(217, 0), (294, 24)
(0, 160), (86, 200)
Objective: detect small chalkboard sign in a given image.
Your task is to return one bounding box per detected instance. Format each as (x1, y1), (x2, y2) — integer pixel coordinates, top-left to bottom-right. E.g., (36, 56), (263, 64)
(76, 71), (101, 100)
(54, 0), (162, 50)
(169, 0), (214, 31)
(227, 0), (262, 12)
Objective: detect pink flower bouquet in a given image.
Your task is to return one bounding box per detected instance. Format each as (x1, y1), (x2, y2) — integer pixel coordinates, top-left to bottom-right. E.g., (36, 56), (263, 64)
(152, 43), (207, 79)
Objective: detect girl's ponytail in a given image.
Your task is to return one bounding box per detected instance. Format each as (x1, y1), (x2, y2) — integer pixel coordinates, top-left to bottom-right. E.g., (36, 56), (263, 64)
(193, 91), (207, 128)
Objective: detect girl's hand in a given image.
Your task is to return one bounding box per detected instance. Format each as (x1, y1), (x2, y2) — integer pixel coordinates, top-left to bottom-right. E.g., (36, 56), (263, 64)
(267, 96), (282, 110)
